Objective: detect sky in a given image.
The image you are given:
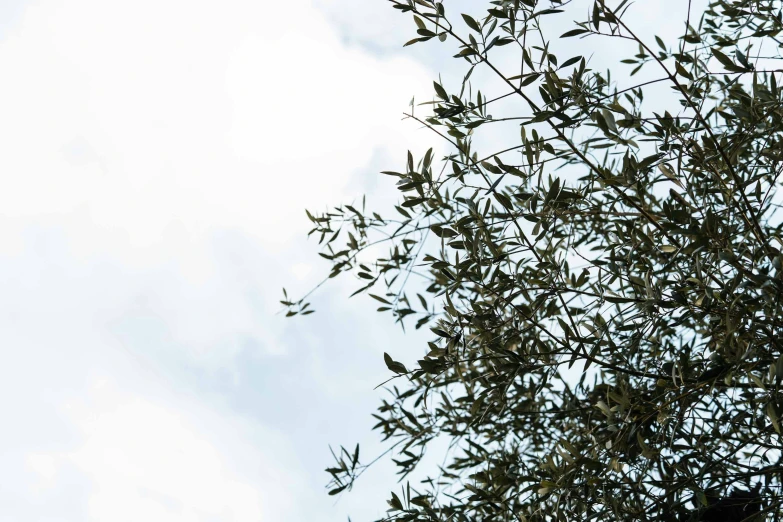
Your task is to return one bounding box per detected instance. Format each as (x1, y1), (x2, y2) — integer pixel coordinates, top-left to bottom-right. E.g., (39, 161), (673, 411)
(0, 1), (699, 521)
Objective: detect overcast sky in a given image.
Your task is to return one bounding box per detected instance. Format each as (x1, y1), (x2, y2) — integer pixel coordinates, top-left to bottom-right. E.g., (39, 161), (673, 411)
(0, 1), (696, 520)
(0, 0), (436, 520)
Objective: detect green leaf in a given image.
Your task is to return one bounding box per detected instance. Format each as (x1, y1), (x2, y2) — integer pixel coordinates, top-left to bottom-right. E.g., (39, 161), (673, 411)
(712, 48), (741, 71)
(559, 55), (583, 69)
(767, 403), (781, 434)
(328, 485), (348, 496)
(601, 109), (617, 133)
(388, 492), (404, 510)
(561, 28), (589, 38)
(369, 294), (392, 305)
(384, 353), (408, 374)
(520, 73), (541, 86)
(674, 61), (693, 80)
(605, 296), (638, 304)
(461, 13), (481, 32)
(433, 81), (448, 100)
(401, 197), (426, 208)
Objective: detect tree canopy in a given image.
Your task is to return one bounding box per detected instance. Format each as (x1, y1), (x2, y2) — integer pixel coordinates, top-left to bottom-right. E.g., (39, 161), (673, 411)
(284, 0), (783, 520)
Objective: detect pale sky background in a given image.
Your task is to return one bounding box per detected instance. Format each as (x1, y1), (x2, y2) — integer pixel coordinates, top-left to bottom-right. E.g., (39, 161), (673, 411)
(0, 1), (698, 520)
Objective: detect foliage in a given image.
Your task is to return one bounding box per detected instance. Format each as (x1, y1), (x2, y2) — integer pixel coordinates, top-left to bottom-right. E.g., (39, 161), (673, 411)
(284, 0), (783, 520)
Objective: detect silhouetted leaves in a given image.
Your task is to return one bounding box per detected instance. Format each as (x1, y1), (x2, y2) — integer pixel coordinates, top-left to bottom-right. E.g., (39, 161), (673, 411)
(286, 0), (783, 520)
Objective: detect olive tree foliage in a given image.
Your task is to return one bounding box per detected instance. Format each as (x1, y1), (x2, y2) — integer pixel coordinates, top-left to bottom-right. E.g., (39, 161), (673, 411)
(283, 0), (783, 520)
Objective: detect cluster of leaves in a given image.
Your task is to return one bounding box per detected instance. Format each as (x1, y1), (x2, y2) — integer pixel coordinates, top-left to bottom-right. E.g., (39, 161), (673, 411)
(286, 0), (783, 520)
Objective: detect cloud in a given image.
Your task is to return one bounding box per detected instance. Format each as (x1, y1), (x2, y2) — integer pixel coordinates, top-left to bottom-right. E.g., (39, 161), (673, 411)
(12, 374), (307, 522)
(66, 390), (265, 522)
(0, 0), (432, 520)
(0, 0), (433, 362)
(313, 0), (414, 50)
(0, 0), (430, 249)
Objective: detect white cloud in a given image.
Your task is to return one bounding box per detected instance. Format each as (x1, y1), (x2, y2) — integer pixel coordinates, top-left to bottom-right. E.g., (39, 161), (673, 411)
(27, 454), (58, 482)
(15, 375), (306, 522)
(290, 262), (312, 281)
(0, 0), (433, 363)
(68, 392), (264, 522)
(0, 0), (432, 520)
(0, 0), (430, 250)
(313, 0), (410, 49)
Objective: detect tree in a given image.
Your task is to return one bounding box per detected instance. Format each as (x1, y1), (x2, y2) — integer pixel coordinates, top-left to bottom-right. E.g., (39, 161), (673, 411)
(284, 0), (783, 520)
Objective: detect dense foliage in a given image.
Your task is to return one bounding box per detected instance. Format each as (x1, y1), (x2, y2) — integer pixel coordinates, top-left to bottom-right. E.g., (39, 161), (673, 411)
(284, 0), (783, 520)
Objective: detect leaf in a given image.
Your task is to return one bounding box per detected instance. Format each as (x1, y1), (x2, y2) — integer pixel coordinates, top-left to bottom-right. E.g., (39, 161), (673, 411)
(401, 197), (426, 208)
(533, 9), (564, 17)
(767, 403), (781, 434)
(675, 61), (693, 80)
(735, 49), (751, 70)
(369, 294), (392, 305)
(561, 28), (589, 38)
(403, 37), (425, 47)
(605, 296), (638, 304)
(352, 443), (360, 466)
(388, 492), (404, 511)
(461, 13), (481, 32)
(749, 373), (766, 391)
(601, 109), (617, 133)
(328, 485), (348, 496)
(544, 177), (561, 203)
(520, 73), (541, 86)
(712, 48), (741, 71)
(494, 192), (513, 210)
(559, 55), (583, 69)
(384, 352), (408, 374)
(658, 163), (684, 188)
(490, 37), (515, 47)
(433, 81), (448, 100)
